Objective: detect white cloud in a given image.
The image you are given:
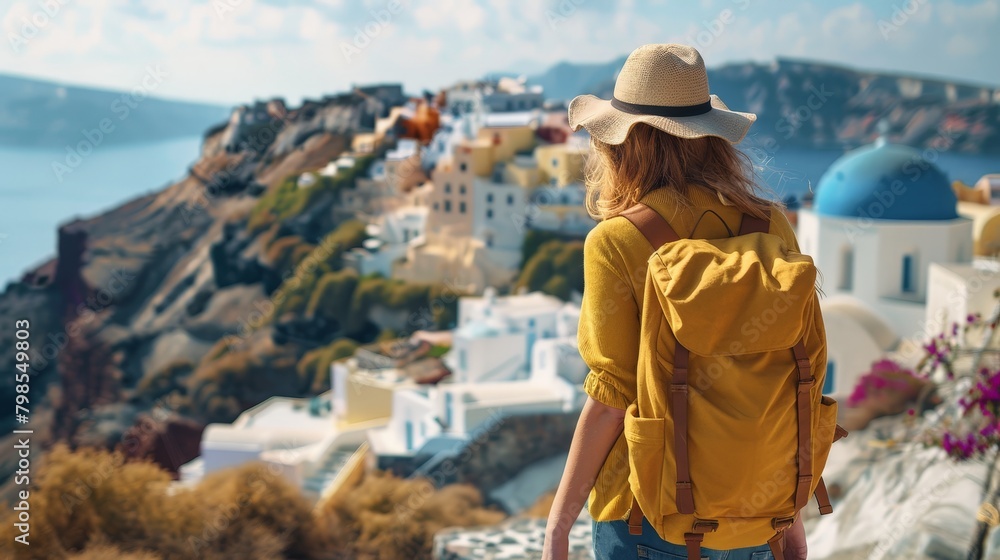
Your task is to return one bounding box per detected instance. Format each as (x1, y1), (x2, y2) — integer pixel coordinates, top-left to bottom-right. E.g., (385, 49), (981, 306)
(820, 3), (878, 50)
(413, 0), (485, 33)
(945, 34), (981, 56)
(2, 0), (998, 107)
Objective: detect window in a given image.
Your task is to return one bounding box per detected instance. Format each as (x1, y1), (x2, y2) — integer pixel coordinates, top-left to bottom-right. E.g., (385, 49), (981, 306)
(444, 200), (452, 212)
(403, 230), (410, 242)
(433, 202), (439, 211)
(507, 194), (514, 205)
(487, 193), (494, 203)
(552, 158), (559, 167)
(839, 245), (853, 291)
(902, 253), (916, 293)
(459, 184), (466, 194)
(486, 209), (493, 219)
(444, 183), (451, 194)
(459, 201), (466, 213)
(460, 162), (467, 172)
(405, 421), (413, 451)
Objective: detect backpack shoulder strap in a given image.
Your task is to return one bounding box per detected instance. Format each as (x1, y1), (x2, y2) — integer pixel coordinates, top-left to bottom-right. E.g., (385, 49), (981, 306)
(620, 203), (681, 248)
(738, 210), (771, 235)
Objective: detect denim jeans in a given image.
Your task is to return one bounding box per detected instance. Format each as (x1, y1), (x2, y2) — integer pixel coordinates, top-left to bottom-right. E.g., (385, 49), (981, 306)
(592, 518), (774, 560)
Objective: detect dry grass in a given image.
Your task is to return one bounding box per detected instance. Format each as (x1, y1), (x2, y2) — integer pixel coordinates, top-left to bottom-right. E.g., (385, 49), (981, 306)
(0, 447), (506, 560)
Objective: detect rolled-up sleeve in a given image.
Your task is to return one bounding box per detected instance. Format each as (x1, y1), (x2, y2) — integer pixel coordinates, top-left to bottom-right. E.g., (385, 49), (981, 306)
(578, 221), (642, 410)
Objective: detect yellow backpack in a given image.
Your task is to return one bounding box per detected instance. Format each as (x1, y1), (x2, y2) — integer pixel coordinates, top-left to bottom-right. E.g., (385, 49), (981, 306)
(620, 204), (847, 560)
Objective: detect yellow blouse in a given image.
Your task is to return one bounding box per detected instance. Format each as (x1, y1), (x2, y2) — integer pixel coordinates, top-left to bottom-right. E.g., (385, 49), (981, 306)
(578, 184), (801, 522)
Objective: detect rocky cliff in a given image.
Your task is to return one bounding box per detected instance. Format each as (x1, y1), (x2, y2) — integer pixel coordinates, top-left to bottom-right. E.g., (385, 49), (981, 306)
(0, 89), (394, 500)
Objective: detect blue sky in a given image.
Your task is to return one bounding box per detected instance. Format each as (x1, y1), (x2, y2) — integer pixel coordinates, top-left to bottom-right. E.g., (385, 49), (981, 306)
(1, 0), (998, 106)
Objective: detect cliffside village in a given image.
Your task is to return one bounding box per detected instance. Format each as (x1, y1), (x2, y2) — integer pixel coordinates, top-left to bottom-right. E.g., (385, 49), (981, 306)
(168, 77), (1000, 558)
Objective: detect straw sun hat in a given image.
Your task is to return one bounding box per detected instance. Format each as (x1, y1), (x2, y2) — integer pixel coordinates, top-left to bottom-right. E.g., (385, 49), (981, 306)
(568, 43), (756, 145)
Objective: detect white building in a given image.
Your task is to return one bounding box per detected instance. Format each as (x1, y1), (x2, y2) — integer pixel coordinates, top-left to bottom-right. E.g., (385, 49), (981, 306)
(471, 174), (529, 260)
(178, 394), (370, 499)
(925, 261), (1000, 340)
(444, 79), (544, 116)
(345, 203), (428, 277)
(448, 289), (566, 382)
(367, 291), (587, 458)
(819, 297), (900, 398)
(798, 139), (974, 340)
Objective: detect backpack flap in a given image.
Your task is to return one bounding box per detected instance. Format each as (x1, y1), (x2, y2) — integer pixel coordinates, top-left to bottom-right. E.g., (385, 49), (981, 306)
(648, 232), (817, 357)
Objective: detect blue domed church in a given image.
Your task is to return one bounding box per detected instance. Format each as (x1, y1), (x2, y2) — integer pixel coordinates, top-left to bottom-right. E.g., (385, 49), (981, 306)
(797, 139), (973, 338)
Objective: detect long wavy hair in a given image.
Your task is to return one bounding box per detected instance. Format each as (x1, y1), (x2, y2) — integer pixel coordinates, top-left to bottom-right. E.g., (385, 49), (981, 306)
(584, 123), (775, 220)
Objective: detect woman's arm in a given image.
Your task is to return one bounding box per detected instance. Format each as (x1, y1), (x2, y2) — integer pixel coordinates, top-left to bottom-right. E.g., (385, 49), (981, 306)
(542, 397), (626, 560)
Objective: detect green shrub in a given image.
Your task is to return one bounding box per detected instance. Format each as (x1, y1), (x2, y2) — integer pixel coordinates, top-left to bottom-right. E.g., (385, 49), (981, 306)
(520, 229), (561, 267)
(516, 239), (584, 301)
(247, 156), (375, 235)
(306, 269), (360, 323)
(270, 220), (368, 321)
(187, 340), (302, 424)
(296, 338), (359, 393)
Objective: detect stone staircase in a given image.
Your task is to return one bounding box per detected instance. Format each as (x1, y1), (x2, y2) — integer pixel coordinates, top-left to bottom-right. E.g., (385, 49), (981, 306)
(302, 444), (359, 496)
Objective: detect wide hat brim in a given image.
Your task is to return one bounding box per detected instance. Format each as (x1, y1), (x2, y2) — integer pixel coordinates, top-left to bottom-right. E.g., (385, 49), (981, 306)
(568, 94), (756, 145)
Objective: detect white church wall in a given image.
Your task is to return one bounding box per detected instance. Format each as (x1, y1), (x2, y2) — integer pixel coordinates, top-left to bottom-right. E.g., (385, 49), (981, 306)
(820, 298), (894, 399)
(800, 209), (974, 340)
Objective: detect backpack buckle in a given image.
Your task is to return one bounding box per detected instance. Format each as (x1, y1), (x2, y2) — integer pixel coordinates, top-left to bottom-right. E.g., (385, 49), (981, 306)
(798, 377), (815, 393)
(771, 516), (796, 531)
(691, 519), (719, 533)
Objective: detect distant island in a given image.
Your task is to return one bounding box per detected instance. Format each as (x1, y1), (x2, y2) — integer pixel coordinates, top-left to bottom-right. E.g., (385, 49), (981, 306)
(0, 73), (231, 148)
(528, 56), (1000, 155)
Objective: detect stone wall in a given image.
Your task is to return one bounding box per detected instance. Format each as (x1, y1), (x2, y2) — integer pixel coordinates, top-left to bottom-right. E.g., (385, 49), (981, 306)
(421, 411), (579, 500)
(377, 411), (579, 507)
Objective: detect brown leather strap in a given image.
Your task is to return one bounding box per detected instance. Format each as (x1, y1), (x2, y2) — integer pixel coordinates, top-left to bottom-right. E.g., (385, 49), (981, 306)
(672, 343), (695, 514)
(814, 476), (834, 515)
(628, 496), (644, 535)
(683, 520), (719, 560)
(684, 532), (704, 560)
(767, 530), (787, 560)
(620, 203), (681, 248)
(792, 340), (815, 511)
(835, 424), (849, 442)
(738, 212), (770, 235)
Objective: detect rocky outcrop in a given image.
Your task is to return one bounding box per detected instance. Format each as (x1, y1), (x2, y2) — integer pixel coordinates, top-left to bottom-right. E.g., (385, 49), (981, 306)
(806, 413), (985, 559)
(120, 412), (204, 478)
(0, 89), (395, 483)
(209, 222), (265, 288)
(381, 412), (580, 506)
